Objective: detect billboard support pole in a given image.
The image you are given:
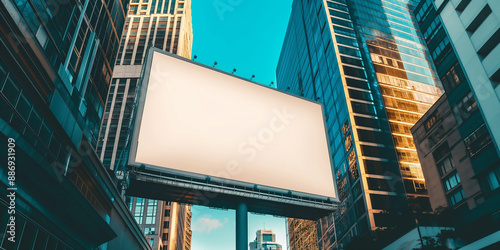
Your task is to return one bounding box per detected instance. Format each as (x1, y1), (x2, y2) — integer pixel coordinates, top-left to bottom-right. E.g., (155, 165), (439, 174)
(236, 202), (248, 250)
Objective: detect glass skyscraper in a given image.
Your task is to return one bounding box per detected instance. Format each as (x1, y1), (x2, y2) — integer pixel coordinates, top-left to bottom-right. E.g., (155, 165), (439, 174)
(277, 0), (442, 248)
(0, 0), (152, 248)
(288, 218), (319, 250)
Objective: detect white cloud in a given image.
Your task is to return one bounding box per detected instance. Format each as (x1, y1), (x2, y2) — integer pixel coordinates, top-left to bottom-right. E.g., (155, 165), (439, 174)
(192, 215), (228, 234)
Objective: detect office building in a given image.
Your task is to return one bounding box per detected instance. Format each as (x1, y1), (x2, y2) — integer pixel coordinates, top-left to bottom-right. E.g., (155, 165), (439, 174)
(428, 0), (500, 154)
(173, 203), (192, 250)
(411, 0), (500, 248)
(127, 198), (192, 250)
(277, 0), (442, 248)
(98, 0), (192, 171)
(288, 218), (319, 250)
(97, 0), (193, 249)
(0, 0), (152, 248)
(249, 229), (283, 250)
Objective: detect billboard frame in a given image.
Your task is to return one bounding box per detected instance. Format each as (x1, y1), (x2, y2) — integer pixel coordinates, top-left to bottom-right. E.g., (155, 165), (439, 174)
(125, 47), (338, 220)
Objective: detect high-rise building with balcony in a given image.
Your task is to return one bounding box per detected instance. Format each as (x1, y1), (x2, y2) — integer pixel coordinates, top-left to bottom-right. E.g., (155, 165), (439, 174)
(411, 0), (500, 248)
(97, 0), (193, 249)
(277, 0), (442, 248)
(0, 0), (152, 248)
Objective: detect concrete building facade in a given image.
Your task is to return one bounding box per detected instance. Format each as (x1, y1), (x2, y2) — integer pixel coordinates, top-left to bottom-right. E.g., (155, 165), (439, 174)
(431, 0), (500, 156)
(411, 0), (500, 248)
(277, 0), (443, 248)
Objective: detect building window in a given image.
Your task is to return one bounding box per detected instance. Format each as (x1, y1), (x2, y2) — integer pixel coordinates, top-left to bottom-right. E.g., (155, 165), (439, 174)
(433, 142), (450, 162)
(146, 200), (157, 224)
(431, 36), (450, 60)
(424, 110), (440, 131)
(129, 5), (138, 15)
(423, 18), (441, 42)
(464, 124), (492, 157)
(344, 134), (353, 151)
(428, 125), (445, 148)
(477, 28), (500, 59)
(416, 0), (432, 22)
(342, 120), (350, 137)
(487, 168), (500, 191)
(263, 234), (273, 242)
(456, 0), (472, 12)
(126, 196), (133, 211)
(351, 101), (376, 115)
(443, 172), (461, 192)
(438, 156), (454, 176)
(466, 5), (491, 34)
(453, 92), (478, 124)
(343, 65), (366, 79)
(441, 63), (465, 93)
(448, 188), (465, 206)
(135, 198), (145, 224)
(145, 227), (155, 235)
(348, 149), (359, 179)
(150, 238), (154, 246)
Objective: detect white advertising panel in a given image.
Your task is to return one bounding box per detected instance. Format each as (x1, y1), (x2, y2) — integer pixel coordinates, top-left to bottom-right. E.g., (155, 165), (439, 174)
(129, 50), (337, 200)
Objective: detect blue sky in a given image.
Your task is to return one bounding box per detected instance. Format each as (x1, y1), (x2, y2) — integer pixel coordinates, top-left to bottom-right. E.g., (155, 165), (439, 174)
(190, 206), (288, 250)
(191, 0), (293, 249)
(191, 0), (293, 85)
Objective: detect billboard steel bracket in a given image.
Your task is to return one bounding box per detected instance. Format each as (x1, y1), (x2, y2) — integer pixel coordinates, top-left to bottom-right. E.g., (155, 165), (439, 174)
(236, 202), (248, 250)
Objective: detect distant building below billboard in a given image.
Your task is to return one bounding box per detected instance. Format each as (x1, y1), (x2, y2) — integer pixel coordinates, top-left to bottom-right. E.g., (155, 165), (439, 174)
(125, 48), (337, 219)
(249, 230), (282, 250)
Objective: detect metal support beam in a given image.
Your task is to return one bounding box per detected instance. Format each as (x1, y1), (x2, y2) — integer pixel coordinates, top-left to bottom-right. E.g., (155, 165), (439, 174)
(236, 202), (248, 250)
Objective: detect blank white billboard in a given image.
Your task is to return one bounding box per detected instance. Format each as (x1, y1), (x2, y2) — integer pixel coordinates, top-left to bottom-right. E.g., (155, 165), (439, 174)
(128, 50), (337, 200)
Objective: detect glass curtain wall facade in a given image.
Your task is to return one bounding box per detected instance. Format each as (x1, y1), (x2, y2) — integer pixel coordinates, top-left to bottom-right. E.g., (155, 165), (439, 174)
(97, 1), (193, 249)
(127, 198), (192, 250)
(277, 0), (442, 248)
(345, 0), (443, 211)
(0, 0), (153, 248)
(128, 198), (164, 249)
(412, 0), (500, 246)
(288, 218), (319, 250)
